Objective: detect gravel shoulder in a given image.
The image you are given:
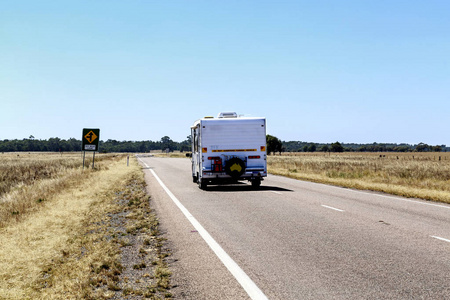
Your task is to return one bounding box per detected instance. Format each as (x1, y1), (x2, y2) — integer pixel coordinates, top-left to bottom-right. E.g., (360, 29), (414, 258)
(96, 173), (174, 299)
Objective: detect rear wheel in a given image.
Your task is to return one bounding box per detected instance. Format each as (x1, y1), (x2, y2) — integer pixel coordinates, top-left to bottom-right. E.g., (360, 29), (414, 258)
(198, 177), (207, 190)
(251, 179), (261, 188)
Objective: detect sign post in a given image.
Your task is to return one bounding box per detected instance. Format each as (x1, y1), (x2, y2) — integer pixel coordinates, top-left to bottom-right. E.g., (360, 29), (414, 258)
(82, 128), (100, 169)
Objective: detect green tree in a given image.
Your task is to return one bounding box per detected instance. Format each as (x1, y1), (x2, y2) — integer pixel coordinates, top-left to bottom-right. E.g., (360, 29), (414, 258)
(160, 136), (175, 152)
(415, 143), (430, 152)
(330, 141), (344, 152)
(179, 135), (191, 152)
(320, 145), (329, 152)
(266, 134), (282, 155)
(307, 144), (316, 152)
(48, 137), (61, 152)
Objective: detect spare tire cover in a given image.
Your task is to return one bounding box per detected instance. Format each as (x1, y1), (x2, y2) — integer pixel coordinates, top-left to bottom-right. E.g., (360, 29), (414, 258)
(225, 157), (246, 179)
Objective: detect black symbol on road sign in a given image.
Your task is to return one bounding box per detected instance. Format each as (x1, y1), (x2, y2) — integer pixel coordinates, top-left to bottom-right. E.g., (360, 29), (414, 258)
(84, 130), (98, 143)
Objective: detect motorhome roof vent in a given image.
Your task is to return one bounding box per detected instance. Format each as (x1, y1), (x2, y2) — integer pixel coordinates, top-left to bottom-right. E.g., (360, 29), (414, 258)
(217, 112), (238, 118)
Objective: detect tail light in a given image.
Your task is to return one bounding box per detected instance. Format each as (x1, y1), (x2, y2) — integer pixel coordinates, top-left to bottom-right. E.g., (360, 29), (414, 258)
(248, 156), (261, 159)
(208, 157), (223, 172)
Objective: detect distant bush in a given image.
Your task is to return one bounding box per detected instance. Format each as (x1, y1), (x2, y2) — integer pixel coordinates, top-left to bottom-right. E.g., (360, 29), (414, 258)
(330, 142), (344, 153)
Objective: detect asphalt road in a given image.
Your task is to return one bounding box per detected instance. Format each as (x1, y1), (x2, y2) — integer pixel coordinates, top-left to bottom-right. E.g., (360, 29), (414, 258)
(138, 156), (450, 300)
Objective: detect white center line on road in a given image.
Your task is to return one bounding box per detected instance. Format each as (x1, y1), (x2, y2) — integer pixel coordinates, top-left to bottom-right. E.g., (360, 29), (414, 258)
(137, 158), (269, 300)
(431, 236), (450, 243)
(321, 205), (345, 212)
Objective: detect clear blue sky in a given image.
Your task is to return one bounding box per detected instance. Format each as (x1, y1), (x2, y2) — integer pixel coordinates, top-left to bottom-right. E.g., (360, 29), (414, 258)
(1, 1), (449, 145)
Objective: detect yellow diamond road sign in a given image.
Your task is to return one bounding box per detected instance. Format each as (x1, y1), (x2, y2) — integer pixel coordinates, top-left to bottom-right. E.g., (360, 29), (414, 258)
(82, 128), (100, 151)
(84, 131), (98, 143)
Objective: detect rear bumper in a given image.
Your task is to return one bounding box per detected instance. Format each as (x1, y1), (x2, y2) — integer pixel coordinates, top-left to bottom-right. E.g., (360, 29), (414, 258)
(201, 170), (267, 180)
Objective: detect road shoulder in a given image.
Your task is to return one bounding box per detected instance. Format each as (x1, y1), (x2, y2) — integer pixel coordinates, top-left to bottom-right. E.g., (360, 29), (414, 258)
(141, 162), (250, 299)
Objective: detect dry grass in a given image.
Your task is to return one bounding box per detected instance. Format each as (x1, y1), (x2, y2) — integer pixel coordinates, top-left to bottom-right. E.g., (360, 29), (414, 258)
(0, 153), (172, 299)
(0, 153), (128, 298)
(268, 152), (450, 204)
(152, 151), (190, 158)
(0, 152), (123, 228)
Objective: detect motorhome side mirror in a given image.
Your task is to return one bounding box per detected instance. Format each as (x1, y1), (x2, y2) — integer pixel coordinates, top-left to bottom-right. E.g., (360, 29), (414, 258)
(186, 153), (192, 158)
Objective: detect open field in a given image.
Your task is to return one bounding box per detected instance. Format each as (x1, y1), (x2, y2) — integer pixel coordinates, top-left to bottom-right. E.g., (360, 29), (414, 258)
(0, 153), (172, 299)
(268, 152), (450, 204)
(0, 152), (120, 227)
(150, 151), (189, 159)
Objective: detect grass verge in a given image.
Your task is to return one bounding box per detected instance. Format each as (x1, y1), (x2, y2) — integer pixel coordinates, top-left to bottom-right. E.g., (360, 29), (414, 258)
(0, 155), (172, 299)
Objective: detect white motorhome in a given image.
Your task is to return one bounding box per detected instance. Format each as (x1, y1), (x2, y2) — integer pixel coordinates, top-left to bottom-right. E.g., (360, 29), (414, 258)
(191, 112), (267, 189)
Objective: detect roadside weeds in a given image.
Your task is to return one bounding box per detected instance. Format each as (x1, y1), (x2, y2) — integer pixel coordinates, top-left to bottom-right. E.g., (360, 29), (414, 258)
(0, 157), (172, 299)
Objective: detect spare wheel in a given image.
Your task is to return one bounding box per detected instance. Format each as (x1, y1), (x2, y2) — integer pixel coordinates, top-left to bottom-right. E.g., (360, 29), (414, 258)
(225, 157), (246, 179)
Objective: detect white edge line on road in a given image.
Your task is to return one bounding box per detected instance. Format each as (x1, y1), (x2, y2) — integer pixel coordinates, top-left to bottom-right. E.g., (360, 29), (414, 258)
(321, 205), (345, 212)
(138, 158), (269, 300)
(431, 236), (450, 243)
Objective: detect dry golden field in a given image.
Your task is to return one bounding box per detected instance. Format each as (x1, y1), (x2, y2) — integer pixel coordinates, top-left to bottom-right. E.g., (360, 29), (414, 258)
(0, 152), (119, 227)
(268, 152), (450, 204)
(0, 153), (172, 299)
(152, 152), (189, 158)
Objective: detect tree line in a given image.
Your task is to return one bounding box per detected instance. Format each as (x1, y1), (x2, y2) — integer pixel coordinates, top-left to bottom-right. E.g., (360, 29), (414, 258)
(0, 136), (191, 153)
(0, 135), (447, 153)
(280, 141), (448, 153)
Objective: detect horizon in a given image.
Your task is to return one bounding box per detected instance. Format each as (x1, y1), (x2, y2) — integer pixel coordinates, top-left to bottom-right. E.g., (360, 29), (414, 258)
(1, 135), (446, 147)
